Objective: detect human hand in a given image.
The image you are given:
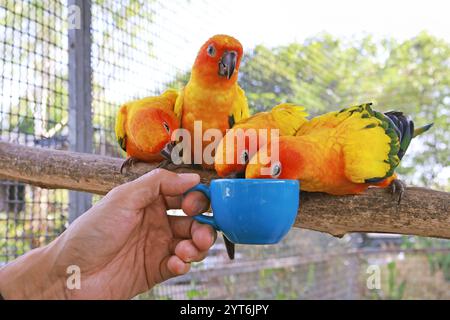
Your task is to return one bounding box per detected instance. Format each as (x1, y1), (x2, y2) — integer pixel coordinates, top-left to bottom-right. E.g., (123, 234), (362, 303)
(0, 169), (215, 299)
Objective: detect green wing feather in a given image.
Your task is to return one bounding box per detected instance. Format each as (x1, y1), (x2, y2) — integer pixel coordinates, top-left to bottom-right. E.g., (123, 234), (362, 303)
(365, 109), (432, 183)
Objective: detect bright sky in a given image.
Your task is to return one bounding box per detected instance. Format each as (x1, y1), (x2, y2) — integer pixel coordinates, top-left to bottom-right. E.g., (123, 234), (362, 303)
(149, 0), (450, 88)
(159, 0), (450, 58)
(225, 0), (450, 47)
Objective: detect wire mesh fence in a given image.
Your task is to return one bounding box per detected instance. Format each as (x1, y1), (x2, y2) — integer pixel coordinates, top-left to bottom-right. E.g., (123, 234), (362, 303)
(0, 0), (69, 263)
(0, 0), (449, 299)
(89, 0), (227, 158)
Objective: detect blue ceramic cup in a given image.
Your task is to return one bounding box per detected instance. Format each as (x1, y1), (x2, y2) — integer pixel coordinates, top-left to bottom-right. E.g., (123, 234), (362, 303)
(185, 179), (300, 244)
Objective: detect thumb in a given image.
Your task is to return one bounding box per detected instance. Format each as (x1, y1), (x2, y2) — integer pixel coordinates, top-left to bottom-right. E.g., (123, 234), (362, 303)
(110, 169), (199, 209)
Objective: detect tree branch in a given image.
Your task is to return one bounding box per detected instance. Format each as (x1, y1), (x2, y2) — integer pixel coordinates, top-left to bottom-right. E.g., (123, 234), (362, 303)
(1, 141), (449, 239)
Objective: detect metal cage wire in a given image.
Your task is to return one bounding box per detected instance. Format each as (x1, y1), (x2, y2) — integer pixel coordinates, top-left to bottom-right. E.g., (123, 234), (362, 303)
(1, 0), (449, 299)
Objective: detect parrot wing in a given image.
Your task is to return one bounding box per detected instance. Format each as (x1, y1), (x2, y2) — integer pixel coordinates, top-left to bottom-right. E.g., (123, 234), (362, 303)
(362, 109), (432, 182)
(115, 103), (128, 152)
(296, 102), (378, 136)
(338, 103), (433, 184)
(297, 103), (433, 185)
(338, 103), (397, 184)
(173, 87), (185, 120)
(270, 103), (309, 136)
(229, 85), (250, 128)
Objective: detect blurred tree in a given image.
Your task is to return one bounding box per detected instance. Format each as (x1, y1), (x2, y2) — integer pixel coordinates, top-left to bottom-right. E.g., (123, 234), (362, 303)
(378, 33), (450, 189)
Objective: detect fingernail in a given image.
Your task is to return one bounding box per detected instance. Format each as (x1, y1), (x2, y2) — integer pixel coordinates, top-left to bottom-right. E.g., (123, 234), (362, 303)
(178, 173), (199, 183)
(193, 200), (205, 213)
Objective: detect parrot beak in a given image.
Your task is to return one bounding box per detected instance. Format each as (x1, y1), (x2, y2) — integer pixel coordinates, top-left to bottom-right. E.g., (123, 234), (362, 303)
(160, 141), (176, 160)
(218, 51), (237, 79)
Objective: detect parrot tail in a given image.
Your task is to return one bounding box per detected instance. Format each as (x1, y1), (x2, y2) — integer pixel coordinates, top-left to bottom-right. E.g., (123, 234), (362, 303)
(383, 111), (433, 160)
(383, 111), (414, 160)
(413, 123), (434, 138)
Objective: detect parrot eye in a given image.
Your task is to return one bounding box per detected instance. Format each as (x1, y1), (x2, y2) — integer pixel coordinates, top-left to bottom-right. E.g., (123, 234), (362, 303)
(270, 161), (282, 179)
(163, 122), (170, 133)
(206, 44), (216, 57)
(240, 149), (249, 164)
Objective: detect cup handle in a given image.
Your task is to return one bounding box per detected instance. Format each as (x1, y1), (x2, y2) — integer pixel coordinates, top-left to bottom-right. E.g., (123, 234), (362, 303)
(184, 184), (220, 230)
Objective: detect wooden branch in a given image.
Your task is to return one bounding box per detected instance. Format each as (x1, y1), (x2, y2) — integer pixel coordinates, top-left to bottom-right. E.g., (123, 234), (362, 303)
(1, 141), (449, 239)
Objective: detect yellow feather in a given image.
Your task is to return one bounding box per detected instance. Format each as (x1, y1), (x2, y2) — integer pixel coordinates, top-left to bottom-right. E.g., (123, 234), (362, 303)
(342, 124), (392, 183)
(174, 88), (184, 119)
(231, 86), (250, 123)
(115, 103), (127, 151)
(297, 104), (394, 183)
(270, 103), (309, 135)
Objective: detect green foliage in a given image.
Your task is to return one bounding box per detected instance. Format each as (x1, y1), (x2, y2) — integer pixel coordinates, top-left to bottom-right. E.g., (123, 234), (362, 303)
(428, 253), (450, 282)
(386, 261), (407, 300)
(185, 280), (208, 299)
(305, 263), (316, 288)
(165, 71), (191, 91)
(0, 216), (31, 263)
(257, 267), (299, 299)
(402, 236), (450, 281)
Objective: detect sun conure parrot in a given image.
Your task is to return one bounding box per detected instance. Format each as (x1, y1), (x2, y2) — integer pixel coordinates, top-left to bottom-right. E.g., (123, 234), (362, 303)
(115, 89), (179, 173)
(170, 35), (249, 260)
(173, 34), (250, 169)
(246, 103), (432, 201)
(214, 103), (309, 178)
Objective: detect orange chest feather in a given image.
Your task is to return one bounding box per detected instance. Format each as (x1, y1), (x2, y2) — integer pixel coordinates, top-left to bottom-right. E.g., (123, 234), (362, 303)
(182, 85), (237, 133)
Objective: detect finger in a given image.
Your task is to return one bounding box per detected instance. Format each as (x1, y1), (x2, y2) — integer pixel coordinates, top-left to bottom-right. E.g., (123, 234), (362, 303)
(174, 239), (209, 263)
(160, 255), (190, 281)
(168, 218), (216, 249)
(191, 221), (217, 252)
(169, 238), (184, 254)
(182, 191), (210, 216)
(165, 195), (182, 210)
(168, 216), (194, 239)
(112, 169), (199, 209)
(158, 255), (191, 282)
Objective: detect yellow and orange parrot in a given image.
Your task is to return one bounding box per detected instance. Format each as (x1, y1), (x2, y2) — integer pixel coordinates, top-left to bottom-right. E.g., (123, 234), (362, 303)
(115, 89), (179, 172)
(246, 103), (432, 200)
(173, 34), (250, 168)
(171, 35), (250, 260)
(215, 103), (308, 178)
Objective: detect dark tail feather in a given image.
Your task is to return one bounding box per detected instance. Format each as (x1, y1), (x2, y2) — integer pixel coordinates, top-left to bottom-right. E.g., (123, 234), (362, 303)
(384, 111), (403, 142)
(384, 111), (414, 160)
(413, 123), (433, 137)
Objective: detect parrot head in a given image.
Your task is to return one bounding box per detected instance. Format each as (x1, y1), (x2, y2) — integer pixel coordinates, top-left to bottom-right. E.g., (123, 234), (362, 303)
(192, 34), (243, 86)
(131, 108), (179, 155)
(245, 137), (303, 180)
(215, 128), (272, 178)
